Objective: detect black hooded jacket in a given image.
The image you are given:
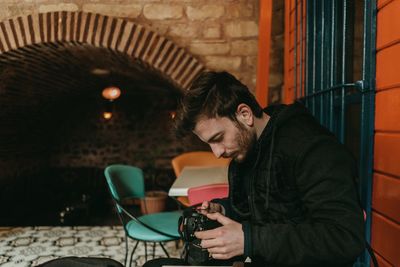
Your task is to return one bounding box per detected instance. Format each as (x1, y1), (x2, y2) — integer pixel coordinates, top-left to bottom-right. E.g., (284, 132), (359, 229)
(217, 103), (365, 266)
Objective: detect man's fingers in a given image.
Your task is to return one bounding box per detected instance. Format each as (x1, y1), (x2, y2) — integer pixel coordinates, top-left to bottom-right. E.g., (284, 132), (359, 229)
(194, 228), (221, 240)
(197, 202), (222, 214)
(209, 202), (222, 213)
(207, 246), (228, 254)
(201, 201), (209, 209)
(206, 212), (233, 225)
(195, 213), (233, 239)
(195, 217), (244, 260)
(199, 238), (222, 249)
(210, 253), (230, 260)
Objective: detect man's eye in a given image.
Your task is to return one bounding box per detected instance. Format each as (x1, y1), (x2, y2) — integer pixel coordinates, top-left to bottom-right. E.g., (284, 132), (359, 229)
(213, 136), (223, 142)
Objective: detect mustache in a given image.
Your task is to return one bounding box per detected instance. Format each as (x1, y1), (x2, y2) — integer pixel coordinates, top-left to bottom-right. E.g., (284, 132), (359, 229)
(222, 152), (236, 158)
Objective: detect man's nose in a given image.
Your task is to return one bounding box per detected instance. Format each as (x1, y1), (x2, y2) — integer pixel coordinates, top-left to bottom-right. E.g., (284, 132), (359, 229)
(210, 144), (225, 158)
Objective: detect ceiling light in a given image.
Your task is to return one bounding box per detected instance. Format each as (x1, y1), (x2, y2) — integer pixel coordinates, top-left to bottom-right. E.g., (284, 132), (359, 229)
(102, 86), (121, 101)
(91, 68), (110, 75)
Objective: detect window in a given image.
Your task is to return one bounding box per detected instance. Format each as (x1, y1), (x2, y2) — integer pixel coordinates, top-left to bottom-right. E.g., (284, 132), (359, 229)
(285, 1), (376, 265)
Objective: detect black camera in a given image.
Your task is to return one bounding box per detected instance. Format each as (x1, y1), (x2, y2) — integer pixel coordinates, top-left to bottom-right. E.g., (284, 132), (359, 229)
(178, 206), (222, 265)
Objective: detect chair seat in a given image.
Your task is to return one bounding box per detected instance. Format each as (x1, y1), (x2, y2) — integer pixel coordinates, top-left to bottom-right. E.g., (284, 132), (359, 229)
(126, 211), (181, 242)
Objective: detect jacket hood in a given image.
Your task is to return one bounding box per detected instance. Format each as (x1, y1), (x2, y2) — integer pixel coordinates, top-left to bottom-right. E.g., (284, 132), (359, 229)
(264, 101), (311, 131)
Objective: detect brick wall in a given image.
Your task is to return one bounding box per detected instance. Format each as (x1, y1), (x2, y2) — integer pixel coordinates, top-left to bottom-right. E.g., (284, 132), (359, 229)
(0, 0), (260, 90)
(269, 0), (284, 103)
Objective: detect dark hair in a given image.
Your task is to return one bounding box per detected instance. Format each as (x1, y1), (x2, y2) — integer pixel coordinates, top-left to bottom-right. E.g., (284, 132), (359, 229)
(175, 71), (263, 137)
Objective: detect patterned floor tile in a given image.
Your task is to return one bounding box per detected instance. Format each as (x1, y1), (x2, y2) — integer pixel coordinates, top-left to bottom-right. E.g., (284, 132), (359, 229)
(0, 226), (182, 267)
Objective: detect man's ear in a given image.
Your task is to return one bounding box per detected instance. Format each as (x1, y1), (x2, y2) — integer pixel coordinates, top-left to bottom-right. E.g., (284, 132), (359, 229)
(236, 104), (254, 126)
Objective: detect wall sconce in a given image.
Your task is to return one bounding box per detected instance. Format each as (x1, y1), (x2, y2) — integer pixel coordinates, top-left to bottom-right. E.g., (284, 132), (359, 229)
(169, 110), (176, 119)
(101, 86), (121, 120)
(103, 111), (113, 120)
(102, 100), (113, 120)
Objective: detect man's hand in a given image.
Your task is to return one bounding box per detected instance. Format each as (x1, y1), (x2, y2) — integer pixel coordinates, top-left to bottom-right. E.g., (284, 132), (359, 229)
(197, 201), (224, 215)
(194, 212), (244, 260)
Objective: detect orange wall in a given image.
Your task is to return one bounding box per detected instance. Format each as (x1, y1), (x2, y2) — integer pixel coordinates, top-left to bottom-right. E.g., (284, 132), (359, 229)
(281, 0), (400, 265)
(373, 0), (400, 266)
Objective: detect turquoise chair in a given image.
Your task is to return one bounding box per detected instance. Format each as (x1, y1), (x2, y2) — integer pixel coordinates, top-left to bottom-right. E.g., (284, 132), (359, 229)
(104, 164), (181, 267)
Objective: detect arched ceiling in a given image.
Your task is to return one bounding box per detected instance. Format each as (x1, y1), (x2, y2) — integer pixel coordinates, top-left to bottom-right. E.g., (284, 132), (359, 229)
(0, 41), (181, 156)
(0, 12), (206, 158)
(0, 41), (180, 109)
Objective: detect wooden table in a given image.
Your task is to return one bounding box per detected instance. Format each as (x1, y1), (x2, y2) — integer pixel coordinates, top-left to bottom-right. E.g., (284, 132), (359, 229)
(168, 166), (229, 197)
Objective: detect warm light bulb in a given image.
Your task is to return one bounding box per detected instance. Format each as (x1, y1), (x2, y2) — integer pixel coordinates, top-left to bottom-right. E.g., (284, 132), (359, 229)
(170, 111), (176, 119)
(102, 86), (121, 100)
(103, 112), (113, 120)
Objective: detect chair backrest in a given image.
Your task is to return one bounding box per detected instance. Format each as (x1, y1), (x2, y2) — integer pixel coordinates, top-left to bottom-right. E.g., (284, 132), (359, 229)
(104, 164), (146, 202)
(171, 151), (230, 177)
(187, 183), (229, 206)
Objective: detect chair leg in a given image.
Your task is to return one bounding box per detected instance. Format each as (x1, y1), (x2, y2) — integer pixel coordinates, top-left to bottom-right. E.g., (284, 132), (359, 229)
(129, 240), (140, 267)
(159, 242), (170, 258)
(152, 242), (156, 259)
(180, 243), (186, 259)
(172, 197), (186, 210)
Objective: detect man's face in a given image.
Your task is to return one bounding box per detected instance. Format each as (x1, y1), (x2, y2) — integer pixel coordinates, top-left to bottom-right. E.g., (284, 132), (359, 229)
(193, 116), (256, 163)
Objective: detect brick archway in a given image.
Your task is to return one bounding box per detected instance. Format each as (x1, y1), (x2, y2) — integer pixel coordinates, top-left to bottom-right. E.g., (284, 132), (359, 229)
(0, 11), (205, 90)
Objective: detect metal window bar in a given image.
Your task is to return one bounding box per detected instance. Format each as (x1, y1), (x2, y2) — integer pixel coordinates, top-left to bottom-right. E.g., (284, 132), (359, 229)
(358, 0), (376, 265)
(319, 0), (325, 124)
(322, 1), (331, 128)
(295, 0), (376, 265)
(299, 0), (304, 99)
(341, 0), (355, 144)
(294, 0), (298, 100)
(305, 0), (311, 108)
(329, 0), (337, 131)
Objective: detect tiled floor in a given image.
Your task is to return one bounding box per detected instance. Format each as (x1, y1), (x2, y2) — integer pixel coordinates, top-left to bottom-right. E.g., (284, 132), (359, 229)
(0, 226), (182, 267)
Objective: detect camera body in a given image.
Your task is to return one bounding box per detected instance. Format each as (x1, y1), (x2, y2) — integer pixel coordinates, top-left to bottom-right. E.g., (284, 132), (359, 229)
(179, 206), (222, 265)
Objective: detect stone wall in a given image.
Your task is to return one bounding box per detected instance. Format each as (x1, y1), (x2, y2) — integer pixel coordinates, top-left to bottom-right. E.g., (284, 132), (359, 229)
(0, 0), (260, 91)
(0, 94), (208, 187)
(49, 97), (208, 184)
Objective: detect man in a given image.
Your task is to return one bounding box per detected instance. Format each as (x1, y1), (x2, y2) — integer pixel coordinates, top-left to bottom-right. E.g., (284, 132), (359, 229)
(144, 71), (365, 267)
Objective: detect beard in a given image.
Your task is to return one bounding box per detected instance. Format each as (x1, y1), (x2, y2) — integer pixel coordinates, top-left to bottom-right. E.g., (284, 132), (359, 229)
(233, 122), (257, 163)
